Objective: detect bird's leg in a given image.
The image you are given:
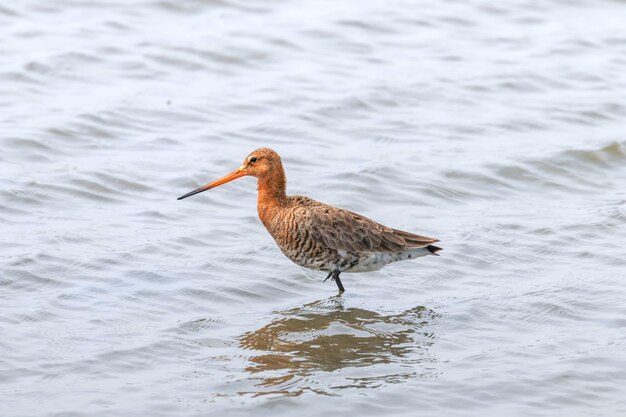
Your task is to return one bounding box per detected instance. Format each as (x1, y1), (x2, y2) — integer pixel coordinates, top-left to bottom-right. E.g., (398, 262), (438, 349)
(323, 269), (345, 292)
(332, 270), (345, 293)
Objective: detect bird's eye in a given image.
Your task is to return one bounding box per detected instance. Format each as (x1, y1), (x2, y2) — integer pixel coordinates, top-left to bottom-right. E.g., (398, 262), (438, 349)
(250, 157), (258, 163)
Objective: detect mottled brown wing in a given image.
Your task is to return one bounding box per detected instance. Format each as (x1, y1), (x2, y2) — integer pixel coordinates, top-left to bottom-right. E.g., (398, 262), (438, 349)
(308, 203), (438, 253)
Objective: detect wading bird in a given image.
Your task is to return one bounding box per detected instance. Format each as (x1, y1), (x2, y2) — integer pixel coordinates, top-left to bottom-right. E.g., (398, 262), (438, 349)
(178, 148), (441, 292)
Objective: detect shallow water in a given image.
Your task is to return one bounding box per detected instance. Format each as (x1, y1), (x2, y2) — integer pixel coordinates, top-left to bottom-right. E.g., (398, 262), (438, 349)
(2, 0), (626, 416)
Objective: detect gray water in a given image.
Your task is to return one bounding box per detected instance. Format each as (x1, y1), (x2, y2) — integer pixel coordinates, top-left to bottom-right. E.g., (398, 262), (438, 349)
(2, 0), (626, 416)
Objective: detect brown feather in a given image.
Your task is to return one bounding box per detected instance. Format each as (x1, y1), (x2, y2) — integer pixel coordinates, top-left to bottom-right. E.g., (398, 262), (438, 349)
(303, 200), (438, 254)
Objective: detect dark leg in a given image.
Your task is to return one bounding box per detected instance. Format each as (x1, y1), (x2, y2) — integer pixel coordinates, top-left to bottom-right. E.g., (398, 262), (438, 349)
(334, 272), (345, 293)
(332, 269), (345, 293)
(323, 269), (345, 292)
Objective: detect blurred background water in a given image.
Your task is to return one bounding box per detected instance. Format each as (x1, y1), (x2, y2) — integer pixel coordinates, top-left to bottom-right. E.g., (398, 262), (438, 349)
(1, 0), (626, 416)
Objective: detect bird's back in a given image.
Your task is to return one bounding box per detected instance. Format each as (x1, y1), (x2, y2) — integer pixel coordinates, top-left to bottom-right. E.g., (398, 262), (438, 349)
(262, 195), (440, 272)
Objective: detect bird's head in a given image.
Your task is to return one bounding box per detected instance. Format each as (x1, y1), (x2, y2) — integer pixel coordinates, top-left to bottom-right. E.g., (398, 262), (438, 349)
(177, 147), (284, 200)
(240, 148), (282, 179)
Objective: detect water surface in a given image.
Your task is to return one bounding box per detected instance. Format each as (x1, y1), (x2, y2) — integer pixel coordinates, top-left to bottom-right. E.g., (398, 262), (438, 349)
(2, 0), (626, 416)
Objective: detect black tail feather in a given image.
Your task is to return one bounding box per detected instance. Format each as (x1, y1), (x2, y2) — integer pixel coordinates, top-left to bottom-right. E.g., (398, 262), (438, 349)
(426, 244), (442, 254)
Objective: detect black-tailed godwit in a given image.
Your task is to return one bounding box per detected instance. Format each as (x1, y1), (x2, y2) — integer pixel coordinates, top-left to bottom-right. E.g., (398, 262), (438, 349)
(178, 148), (441, 292)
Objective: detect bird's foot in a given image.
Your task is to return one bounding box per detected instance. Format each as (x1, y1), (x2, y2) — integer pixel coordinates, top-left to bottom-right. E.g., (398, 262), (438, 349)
(323, 270), (345, 292)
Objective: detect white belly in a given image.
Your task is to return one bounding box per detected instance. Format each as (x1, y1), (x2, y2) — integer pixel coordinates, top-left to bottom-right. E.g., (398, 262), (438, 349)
(343, 247), (433, 273)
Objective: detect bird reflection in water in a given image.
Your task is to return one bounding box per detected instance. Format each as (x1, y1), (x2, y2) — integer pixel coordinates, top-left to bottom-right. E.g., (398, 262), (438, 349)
(239, 296), (439, 395)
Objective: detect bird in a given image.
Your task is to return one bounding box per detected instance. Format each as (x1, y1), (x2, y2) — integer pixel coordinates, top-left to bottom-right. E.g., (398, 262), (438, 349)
(178, 148), (441, 293)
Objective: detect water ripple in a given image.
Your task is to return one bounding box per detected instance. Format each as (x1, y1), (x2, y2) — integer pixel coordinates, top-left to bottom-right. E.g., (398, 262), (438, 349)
(2, 0), (626, 416)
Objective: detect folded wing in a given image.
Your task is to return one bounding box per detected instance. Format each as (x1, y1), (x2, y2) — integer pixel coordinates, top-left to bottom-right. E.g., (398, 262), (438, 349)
(308, 204), (439, 254)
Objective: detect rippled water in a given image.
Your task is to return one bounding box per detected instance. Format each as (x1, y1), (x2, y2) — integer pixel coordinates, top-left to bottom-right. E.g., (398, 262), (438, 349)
(2, 0), (626, 415)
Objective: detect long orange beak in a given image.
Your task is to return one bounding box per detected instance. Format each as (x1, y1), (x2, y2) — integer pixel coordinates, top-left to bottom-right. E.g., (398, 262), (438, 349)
(177, 168), (247, 200)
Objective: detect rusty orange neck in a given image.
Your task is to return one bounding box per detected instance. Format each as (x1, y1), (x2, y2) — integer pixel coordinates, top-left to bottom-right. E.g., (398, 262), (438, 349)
(256, 164), (288, 229)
